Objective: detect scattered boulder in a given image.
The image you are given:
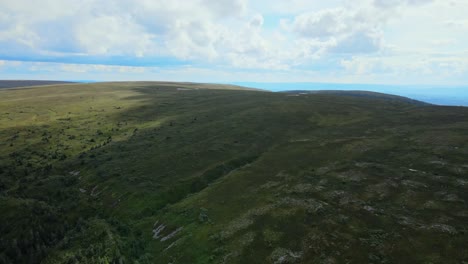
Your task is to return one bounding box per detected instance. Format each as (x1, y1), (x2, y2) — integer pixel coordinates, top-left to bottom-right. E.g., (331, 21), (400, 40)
(427, 224), (457, 235)
(69, 171), (80, 176)
(152, 221), (166, 239)
(152, 221), (183, 242)
(270, 248), (302, 264)
(161, 227), (183, 242)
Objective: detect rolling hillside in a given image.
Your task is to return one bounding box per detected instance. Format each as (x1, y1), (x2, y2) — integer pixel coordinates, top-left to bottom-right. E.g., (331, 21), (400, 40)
(0, 82), (467, 264)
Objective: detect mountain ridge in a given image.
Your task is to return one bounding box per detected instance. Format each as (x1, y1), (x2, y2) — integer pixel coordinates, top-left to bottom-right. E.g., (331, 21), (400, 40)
(282, 89), (431, 106)
(0, 80), (77, 89)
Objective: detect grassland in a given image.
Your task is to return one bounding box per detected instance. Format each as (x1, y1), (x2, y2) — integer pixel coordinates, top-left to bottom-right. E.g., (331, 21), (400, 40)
(0, 82), (467, 264)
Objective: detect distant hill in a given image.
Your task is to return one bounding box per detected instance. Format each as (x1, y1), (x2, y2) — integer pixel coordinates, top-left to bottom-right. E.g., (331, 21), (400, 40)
(88, 81), (263, 91)
(234, 82), (468, 107)
(0, 80), (76, 89)
(0, 80), (260, 91)
(282, 90), (431, 105)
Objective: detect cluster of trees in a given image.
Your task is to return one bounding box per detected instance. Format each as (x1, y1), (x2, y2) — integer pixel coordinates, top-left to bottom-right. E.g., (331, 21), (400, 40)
(0, 200), (67, 264)
(0, 117), (154, 263)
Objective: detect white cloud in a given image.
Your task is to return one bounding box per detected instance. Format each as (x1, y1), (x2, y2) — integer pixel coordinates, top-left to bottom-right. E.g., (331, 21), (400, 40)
(59, 63), (147, 74)
(281, 4), (386, 55)
(444, 19), (468, 29)
(340, 53), (468, 81)
(431, 39), (457, 46)
(201, 0), (247, 18)
(372, 0), (434, 9)
(251, 0), (343, 15)
(0, 0), (467, 84)
(75, 15), (156, 56)
(0, 60), (22, 67)
(0, 0), (253, 60)
(249, 14), (264, 29)
(330, 30), (382, 54)
(284, 9), (347, 38)
(1, 58), (467, 85)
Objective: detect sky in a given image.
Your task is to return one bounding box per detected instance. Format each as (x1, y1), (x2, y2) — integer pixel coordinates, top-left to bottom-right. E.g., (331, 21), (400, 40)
(0, 0), (468, 85)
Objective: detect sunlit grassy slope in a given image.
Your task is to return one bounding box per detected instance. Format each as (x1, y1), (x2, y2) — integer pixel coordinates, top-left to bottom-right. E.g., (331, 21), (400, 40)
(1, 82), (467, 264)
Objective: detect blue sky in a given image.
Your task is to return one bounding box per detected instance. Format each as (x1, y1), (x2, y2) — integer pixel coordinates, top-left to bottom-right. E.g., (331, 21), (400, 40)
(1, 0), (468, 86)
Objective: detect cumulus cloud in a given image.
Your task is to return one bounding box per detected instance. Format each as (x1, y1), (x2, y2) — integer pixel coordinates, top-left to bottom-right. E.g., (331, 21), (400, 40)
(373, 0), (434, 9)
(330, 30), (382, 54)
(0, 0), (467, 84)
(282, 4), (386, 55)
(75, 15), (156, 56)
(341, 56), (391, 75)
(0, 0), (253, 61)
(285, 9), (347, 38)
(201, 0), (247, 18)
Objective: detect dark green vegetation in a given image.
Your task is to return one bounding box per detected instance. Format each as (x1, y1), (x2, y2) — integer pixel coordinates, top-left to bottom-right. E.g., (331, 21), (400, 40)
(1, 82), (467, 264)
(283, 90), (429, 106)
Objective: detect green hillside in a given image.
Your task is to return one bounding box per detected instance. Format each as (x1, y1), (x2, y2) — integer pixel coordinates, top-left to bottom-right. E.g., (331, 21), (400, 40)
(283, 90), (430, 106)
(1, 82), (467, 264)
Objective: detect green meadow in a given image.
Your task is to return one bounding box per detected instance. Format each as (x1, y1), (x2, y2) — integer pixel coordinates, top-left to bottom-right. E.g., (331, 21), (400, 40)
(1, 82), (467, 263)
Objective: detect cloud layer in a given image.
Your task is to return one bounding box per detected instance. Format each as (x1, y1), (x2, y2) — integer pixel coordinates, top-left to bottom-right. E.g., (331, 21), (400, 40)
(0, 0), (467, 84)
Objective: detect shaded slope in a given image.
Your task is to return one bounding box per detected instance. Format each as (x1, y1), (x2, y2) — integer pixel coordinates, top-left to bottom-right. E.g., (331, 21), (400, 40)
(283, 90), (430, 106)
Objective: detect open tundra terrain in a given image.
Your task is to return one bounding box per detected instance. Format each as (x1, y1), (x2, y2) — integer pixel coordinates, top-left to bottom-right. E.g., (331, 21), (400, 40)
(1, 82), (467, 264)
